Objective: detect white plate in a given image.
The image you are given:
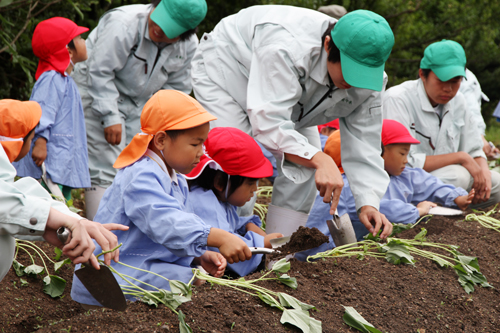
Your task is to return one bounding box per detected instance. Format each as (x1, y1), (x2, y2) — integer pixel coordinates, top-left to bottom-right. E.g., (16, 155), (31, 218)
(428, 206), (464, 216)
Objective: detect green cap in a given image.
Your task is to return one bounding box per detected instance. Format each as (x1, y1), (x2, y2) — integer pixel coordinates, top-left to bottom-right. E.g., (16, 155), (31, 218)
(150, 0), (207, 39)
(420, 40), (466, 81)
(331, 10), (394, 92)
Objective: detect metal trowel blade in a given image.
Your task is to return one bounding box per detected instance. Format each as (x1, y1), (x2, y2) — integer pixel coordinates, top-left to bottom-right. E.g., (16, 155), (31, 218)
(75, 264), (127, 311)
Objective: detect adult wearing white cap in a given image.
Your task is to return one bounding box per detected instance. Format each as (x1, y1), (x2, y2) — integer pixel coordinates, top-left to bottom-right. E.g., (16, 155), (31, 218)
(73, 0), (207, 220)
(383, 40), (500, 208)
(191, 6), (395, 238)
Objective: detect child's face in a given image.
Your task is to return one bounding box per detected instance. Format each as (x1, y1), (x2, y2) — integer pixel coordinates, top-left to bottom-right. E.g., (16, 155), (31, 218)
(227, 178), (259, 207)
(160, 123), (209, 175)
(14, 130), (35, 162)
(148, 13), (181, 44)
(382, 143), (410, 176)
(69, 35), (88, 64)
(419, 69), (462, 107)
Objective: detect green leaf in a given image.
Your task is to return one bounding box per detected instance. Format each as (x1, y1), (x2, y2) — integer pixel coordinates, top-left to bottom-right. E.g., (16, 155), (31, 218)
(280, 308), (322, 333)
(24, 264), (44, 276)
(256, 292), (281, 309)
(278, 293), (315, 311)
(12, 260), (25, 277)
(414, 228), (427, 241)
(169, 280), (193, 299)
(277, 274), (298, 289)
(43, 275), (66, 298)
(20, 278), (28, 286)
(383, 244), (415, 265)
(53, 247), (63, 261)
(0, 0), (14, 8)
(342, 306), (382, 333)
(390, 223), (412, 236)
(272, 258), (291, 273)
(178, 310), (193, 333)
(54, 258), (71, 272)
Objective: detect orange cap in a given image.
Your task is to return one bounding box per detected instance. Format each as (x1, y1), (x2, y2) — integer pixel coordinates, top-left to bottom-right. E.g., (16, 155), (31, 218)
(0, 99), (42, 162)
(114, 90), (217, 169)
(323, 130), (343, 174)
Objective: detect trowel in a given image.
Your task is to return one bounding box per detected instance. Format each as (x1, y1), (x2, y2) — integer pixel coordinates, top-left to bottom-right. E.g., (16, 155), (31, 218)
(326, 210), (357, 246)
(57, 227), (127, 311)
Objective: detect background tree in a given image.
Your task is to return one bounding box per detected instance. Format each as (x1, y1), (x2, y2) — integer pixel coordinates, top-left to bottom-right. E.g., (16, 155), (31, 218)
(1, 0), (499, 121)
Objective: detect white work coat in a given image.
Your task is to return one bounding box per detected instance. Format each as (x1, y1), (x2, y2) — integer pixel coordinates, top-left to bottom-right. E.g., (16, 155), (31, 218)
(0, 145), (80, 282)
(459, 69), (489, 135)
(194, 5), (389, 211)
(73, 4), (197, 128)
(383, 79), (486, 169)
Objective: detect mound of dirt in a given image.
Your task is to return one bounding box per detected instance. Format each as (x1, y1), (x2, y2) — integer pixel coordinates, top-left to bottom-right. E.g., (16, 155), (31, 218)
(2, 206), (500, 332)
(270, 226), (329, 259)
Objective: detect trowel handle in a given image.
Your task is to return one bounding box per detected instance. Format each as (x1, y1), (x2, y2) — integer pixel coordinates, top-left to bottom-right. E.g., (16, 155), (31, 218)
(57, 227), (71, 245)
(250, 247), (275, 255)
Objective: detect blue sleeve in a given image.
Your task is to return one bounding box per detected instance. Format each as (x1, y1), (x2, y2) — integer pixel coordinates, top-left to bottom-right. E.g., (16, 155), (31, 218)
(122, 168), (211, 258)
(379, 199), (420, 225)
(408, 168), (468, 208)
(30, 72), (65, 141)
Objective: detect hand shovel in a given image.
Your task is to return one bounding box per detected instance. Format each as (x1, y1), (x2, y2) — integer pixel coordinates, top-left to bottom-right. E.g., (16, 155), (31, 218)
(57, 227), (127, 311)
(249, 236), (290, 255)
(326, 211), (357, 246)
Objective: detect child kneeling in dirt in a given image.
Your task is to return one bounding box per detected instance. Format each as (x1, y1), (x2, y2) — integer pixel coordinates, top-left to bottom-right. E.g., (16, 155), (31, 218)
(186, 127), (283, 276)
(303, 119), (474, 245)
(71, 91), (253, 308)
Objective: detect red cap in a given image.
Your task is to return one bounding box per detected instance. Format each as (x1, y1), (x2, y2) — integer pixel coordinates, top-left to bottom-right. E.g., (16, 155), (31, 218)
(382, 119), (420, 146)
(317, 119), (340, 133)
(32, 17), (89, 80)
(185, 127), (273, 179)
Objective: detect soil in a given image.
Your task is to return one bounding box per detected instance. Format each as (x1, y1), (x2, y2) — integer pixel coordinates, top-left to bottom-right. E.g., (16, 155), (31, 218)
(270, 226), (330, 259)
(2, 205), (500, 332)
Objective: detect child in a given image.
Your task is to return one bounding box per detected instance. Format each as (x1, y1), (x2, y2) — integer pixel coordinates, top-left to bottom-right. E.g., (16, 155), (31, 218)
(320, 119), (474, 241)
(185, 127), (283, 276)
(0, 99), (126, 282)
(71, 90), (253, 308)
(318, 119), (339, 151)
(14, 17), (90, 201)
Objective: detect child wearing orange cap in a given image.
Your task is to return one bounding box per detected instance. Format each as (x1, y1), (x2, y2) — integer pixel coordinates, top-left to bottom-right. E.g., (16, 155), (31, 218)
(71, 90), (253, 308)
(307, 119), (474, 242)
(0, 99), (127, 283)
(185, 127), (283, 276)
(14, 17), (90, 201)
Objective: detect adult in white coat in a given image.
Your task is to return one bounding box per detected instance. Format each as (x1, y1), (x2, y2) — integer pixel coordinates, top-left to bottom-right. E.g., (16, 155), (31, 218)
(383, 40), (500, 208)
(191, 6), (395, 238)
(73, 0), (207, 219)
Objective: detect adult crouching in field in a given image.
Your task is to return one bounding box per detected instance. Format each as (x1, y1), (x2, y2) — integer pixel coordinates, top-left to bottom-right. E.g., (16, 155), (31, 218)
(191, 6), (394, 238)
(383, 40), (500, 209)
(72, 0), (207, 220)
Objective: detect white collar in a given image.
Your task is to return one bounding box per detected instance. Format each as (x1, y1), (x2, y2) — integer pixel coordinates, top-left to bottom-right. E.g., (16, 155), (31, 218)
(145, 149), (178, 183)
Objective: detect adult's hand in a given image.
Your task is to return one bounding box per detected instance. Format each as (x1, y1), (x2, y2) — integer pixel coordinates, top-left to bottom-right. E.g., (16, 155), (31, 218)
(358, 206), (392, 239)
(32, 138), (47, 167)
(473, 167), (491, 204)
(461, 154), (486, 195)
(309, 152), (344, 214)
(104, 124), (122, 145)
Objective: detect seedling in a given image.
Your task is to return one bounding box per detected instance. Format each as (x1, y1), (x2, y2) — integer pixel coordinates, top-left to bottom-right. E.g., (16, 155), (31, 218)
(466, 205), (500, 233)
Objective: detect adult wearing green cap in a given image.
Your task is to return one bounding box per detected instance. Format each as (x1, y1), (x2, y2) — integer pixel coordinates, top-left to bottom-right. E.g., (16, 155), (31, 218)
(383, 40), (500, 209)
(72, 0), (207, 220)
(191, 6), (395, 239)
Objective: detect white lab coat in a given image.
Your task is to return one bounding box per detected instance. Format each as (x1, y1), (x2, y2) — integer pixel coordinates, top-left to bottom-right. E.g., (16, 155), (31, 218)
(191, 5), (389, 213)
(459, 68), (489, 135)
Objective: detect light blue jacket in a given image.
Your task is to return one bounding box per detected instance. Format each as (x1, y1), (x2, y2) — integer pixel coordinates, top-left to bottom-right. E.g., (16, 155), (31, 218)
(188, 186), (265, 276)
(337, 168), (468, 240)
(14, 71), (90, 188)
(71, 154), (211, 305)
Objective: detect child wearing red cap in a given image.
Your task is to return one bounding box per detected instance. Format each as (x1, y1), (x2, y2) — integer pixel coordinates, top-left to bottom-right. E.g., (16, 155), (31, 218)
(71, 90), (253, 308)
(14, 17), (90, 201)
(0, 99), (127, 283)
(305, 119), (475, 243)
(186, 127), (283, 276)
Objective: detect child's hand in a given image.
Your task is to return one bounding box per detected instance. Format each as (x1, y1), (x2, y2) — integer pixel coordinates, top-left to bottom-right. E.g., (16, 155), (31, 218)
(416, 201), (437, 216)
(207, 229), (252, 264)
(32, 138), (47, 167)
(198, 251), (226, 278)
(264, 233), (283, 248)
(455, 189), (475, 210)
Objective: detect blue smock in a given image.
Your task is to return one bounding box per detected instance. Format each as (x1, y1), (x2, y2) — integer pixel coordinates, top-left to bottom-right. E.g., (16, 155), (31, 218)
(14, 71), (90, 188)
(188, 186), (265, 277)
(336, 168), (468, 241)
(71, 153), (212, 305)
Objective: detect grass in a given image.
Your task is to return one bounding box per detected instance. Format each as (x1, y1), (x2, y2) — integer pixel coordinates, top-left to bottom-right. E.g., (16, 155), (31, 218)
(485, 119), (500, 146)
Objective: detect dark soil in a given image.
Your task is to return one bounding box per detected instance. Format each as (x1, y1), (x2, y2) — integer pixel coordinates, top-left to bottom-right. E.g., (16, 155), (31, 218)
(270, 226), (330, 259)
(2, 206), (500, 332)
